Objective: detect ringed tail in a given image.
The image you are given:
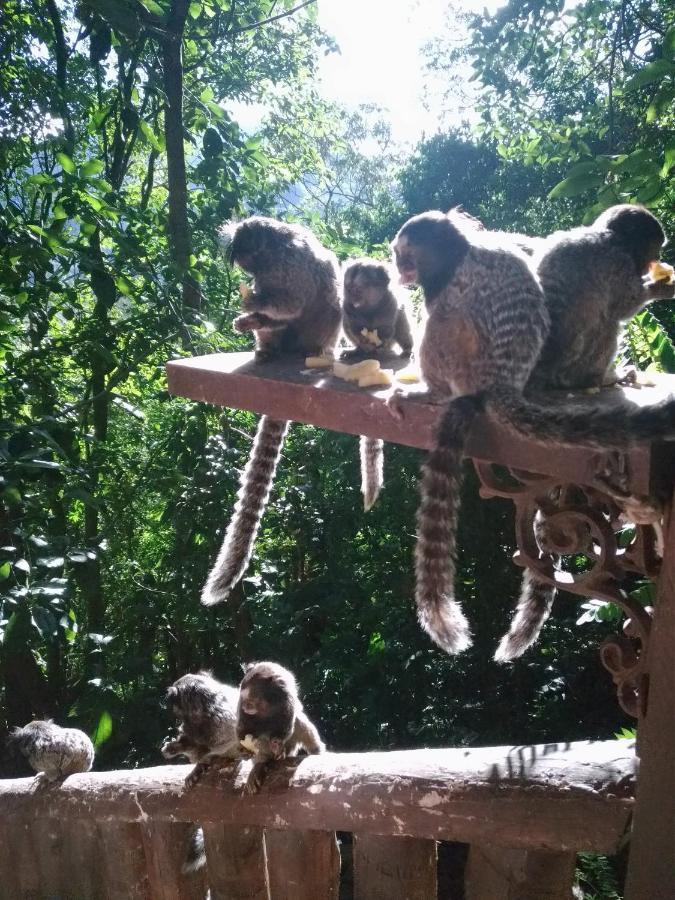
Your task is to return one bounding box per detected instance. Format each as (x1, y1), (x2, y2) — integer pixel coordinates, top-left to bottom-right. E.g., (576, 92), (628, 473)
(494, 568), (556, 662)
(201, 416), (290, 606)
(487, 384), (675, 450)
(415, 395), (483, 654)
(360, 436), (384, 511)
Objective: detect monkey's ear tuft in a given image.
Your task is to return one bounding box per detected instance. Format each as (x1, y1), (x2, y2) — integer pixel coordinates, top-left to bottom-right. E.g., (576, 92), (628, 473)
(216, 222), (239, 251)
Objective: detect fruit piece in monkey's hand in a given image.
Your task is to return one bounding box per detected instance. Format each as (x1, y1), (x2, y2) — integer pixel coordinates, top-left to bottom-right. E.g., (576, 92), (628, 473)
(239, 282), (253, 302)
(649, 260), (675, 283)
(240, 734), (259, 753)
(360, 327), (383, 347)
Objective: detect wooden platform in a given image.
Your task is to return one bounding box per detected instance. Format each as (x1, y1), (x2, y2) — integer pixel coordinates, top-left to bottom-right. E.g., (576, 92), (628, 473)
(166, 351), (675, 494)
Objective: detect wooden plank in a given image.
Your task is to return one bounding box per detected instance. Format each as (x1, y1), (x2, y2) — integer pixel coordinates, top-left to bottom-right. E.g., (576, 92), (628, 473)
(61, 818), (105, 899)
(98, 822), (151, 899)
(0, 817), (40, 899)
(142, 821), (207, 900)
(166, 351), (675, 495)
(0, 740), (635, 854)
(265, 828), (340, 900)
(201, 823), (269, 900)
(625, 487), (675, 900)
(465, 844), (577, 900)
(353, 833), (437, 900)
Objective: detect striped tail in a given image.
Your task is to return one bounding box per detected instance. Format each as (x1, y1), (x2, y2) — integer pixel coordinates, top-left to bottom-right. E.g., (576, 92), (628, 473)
(415, 395), (483, 654)
(494, 568), (556, 662)
(182, 827), (206, 873)
(487, 384), (675, 450)
(360, 436), (384, 511)
(201, 416), (290, 606)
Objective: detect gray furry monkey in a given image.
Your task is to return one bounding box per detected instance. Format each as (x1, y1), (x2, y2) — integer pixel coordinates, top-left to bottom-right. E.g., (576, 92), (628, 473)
(161, 671), (243, 786)
(237, 661), (325, 794)
(342, 258), (416, 510)
(390, 208), (675, 655)
(9, 720), (94, 781)
(201, 217), (342, 606)
(496, 204), (674, 661)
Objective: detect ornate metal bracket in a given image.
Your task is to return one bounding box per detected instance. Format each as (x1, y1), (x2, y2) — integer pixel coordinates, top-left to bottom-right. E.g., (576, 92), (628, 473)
(473, 459), (661, 718)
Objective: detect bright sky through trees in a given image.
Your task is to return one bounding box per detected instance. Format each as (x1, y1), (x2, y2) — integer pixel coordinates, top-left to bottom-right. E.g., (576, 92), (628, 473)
(317, 0), (504, 144)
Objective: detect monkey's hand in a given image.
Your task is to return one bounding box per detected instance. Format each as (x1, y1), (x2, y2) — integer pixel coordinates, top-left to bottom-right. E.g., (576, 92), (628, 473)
(185, 761), (210, 788)
(160, 738), (183, 760)
(386, 386), (447, 421)
(234, 312), (269, 333)
(643, 278), (675, 301)
(245, 761), (269, 795)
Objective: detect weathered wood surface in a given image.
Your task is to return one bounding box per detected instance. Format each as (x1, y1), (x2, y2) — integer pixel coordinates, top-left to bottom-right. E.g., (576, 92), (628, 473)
(353, 834), (438, 900)
(0, 741), (635, 854)
(201, 824), (268, 900)
(166, 351), (675, 494)
(625, 487), (675, 900)
(465, 844), (577, 900)
(265, 828), (340, 900)
(142, 821), (206, 900)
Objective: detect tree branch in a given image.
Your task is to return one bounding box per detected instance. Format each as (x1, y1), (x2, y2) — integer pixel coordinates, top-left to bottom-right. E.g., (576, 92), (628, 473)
(231, 0), (316, 34)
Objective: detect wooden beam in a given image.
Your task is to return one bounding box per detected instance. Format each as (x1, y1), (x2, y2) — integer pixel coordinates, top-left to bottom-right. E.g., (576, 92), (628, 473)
(625, 487), (675, 900)
(465, 844), (577, 900)
(201, 824), (269, 900)
(0, 741), (634, 854)
(141, 821), (206, 900)
(166, 352), (675, 495)
(353, 834), (437, 900)
(265, 829), (340, 900)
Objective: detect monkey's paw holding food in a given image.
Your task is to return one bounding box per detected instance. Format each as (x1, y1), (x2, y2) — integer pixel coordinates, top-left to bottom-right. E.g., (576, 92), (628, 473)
(240, 734), (259, 753)
(360, 327), (383, 347)
(649, 260), (675, 283)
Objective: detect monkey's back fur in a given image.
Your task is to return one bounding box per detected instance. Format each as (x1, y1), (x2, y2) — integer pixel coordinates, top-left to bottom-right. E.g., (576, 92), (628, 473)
(162, 671), (240, 763)
(10, 720), (94, 780)
(203, 217), (343, 605)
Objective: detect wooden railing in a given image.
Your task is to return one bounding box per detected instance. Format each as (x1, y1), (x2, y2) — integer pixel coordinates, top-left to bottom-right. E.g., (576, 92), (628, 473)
(0, 739), (634, 899)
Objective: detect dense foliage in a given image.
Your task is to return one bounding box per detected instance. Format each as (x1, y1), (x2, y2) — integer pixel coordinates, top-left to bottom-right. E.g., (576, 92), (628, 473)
(1, 0), (671, 823)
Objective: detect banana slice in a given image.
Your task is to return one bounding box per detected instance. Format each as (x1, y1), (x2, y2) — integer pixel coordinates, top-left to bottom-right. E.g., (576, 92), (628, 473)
(360, 327), (382, 346)
(333, 359), (381, 381)
(358, 369), (394, 388)
(396, 367), (421, 384)
(305, 355), (334, 368)
(240, 734), (259, 753)
(649, 260), (675, 283)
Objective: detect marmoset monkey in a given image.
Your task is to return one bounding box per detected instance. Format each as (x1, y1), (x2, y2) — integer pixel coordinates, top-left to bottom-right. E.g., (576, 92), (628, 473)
(496, 203), (674, 661)
(202, 217), (342, 605)
(390, 208), (675, 655)
(9, 720), (94, 781)
(237, 661), (325, 794)
(342, 258), (416, 510)
(161, 671), (243, 786)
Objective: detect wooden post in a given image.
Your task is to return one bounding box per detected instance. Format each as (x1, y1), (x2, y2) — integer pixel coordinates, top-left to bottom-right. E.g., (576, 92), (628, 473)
(98, 822), (151, 899)
(201, 824), (270, 900)
(625, 489), (675, 900)
(465, 845), (577, 899)
(142, 821), (207, 900)
(353, 834), (438, 900)
(265, 828), (341, 900)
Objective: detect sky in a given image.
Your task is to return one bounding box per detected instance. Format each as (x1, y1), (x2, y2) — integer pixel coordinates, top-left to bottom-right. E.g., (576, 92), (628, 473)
(316, 0), (506, 145)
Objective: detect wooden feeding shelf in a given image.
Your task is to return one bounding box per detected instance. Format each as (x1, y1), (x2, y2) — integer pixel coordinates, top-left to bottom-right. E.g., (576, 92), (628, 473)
(166, 351), (675, 496)
(165, 350), (675, 900)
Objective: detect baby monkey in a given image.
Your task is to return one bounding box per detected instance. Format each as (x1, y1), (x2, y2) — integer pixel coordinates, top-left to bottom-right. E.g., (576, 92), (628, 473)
(342, 258), (416, 510)
(342, 258), (414, 359)
(237, 661), (325, 794)
(161, 671), (243, 787)
(9, 720), (94, 782)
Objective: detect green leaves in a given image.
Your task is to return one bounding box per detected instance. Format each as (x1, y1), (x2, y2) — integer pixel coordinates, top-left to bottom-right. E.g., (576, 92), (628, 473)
(56, 152), (76, 174)
(624, 59), (675, 92)
(91, 710), (113, 748)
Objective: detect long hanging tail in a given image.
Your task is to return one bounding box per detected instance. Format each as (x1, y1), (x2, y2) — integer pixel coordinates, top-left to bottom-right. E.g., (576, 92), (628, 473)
(494, 568), (556, 662)
(201, 416), (290, 606)
(360, 436), (384, 511)
(487, 384), (675, 450)
(182, 826), (206, 874)
(415, 395), (483, 654)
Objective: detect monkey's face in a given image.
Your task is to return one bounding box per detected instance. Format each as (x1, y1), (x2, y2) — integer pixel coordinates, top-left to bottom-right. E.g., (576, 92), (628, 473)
(344, 262), (390, 310)
(392, 212), (470, 299)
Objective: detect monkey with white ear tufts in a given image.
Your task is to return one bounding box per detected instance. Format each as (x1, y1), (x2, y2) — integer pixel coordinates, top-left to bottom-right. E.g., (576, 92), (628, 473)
(342, 258), (416, 511)
(161, 671), (244, 787)
(495, 203), (674, 662)
(202, 217), (342, 606)
(9, 720), (94, 781)
(390, 207), (675, 656)
(237, 661), (325, 794)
